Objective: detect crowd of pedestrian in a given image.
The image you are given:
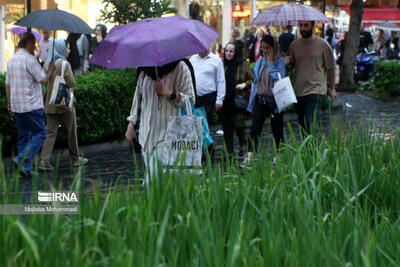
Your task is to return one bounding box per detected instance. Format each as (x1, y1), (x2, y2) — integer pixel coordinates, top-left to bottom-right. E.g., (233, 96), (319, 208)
(5, 19), (343, 186)
(121, 19), (336, 191)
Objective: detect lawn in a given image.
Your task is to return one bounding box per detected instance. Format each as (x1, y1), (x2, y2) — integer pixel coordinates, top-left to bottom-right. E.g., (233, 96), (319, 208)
(1, 120), (399, 266)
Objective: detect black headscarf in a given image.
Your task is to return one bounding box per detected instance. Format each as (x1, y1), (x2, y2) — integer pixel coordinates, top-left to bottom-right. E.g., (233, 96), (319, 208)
(224, 42), (244, 105)
(326, 28), (334, 48)
(137, 58), (197, 96)
(67, 33), (81, 70)
(96, 24), (108, 39)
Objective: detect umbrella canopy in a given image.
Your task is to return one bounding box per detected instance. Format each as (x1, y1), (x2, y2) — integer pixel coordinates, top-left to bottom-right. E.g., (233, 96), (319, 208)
(90, 16), (220, 69)
(374, 22), (400, 31)
(15, 8), (92, 34)
(7, 26), (43, 41)
(251, 3), (329, 26)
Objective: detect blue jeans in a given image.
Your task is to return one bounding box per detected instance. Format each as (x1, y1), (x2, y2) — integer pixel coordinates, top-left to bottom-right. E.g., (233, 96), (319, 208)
(13, 109), (47, 173)
(295, 94), (323, 135)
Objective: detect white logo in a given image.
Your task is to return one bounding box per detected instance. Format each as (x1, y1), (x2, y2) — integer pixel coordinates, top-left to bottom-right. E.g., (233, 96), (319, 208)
(38, 192), (79, 203)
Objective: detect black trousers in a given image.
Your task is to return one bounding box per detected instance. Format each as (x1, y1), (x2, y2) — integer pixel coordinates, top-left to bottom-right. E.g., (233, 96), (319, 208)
(295, 94), (323, 135)
(195, 92), (217, 125)
(219, 106), (246, 154)
(248, 99), (284, 152)
(195, 92), (217, 156)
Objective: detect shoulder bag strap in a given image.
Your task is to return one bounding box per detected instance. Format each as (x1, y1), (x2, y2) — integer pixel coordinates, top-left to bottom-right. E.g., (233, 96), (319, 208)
(61, 60), (67, 77)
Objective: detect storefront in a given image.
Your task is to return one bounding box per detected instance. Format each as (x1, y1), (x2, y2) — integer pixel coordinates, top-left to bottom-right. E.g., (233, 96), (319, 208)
(186, 0), (331, 45)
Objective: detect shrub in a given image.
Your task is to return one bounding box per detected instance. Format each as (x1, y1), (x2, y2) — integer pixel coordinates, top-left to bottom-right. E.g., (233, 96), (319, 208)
(73, 68), (136, 145)
(374, 61), (400, 96)
(0, 73), (18, 155)
(0, 68), (137, 157)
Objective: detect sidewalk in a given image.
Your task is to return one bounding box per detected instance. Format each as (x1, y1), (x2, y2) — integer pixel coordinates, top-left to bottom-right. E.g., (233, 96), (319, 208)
(3, 92), (400, 193)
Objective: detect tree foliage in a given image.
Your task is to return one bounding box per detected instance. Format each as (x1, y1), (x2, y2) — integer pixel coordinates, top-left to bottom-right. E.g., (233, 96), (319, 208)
(101, 0), (178, 25)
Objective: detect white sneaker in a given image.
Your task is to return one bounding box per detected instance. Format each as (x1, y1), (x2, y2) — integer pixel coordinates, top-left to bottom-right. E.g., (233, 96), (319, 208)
(240, 157), (251, 169)
(216, 130), (224, 136)
(272, 157), (277, 166)
(72, 157), (88, 166)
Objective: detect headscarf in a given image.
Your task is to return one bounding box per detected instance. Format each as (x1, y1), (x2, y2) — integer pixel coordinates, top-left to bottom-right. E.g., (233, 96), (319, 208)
(224, 42), (244, 105)
(96, 24), (108, 39)
(45, 39), (67, 70)
(67, 33), (81, 70)
(326, 28), (334, 48)
(137, 58), (197, 96)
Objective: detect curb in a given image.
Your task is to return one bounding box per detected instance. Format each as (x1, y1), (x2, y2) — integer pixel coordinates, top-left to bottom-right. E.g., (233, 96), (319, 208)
(2, 140), (128, 168)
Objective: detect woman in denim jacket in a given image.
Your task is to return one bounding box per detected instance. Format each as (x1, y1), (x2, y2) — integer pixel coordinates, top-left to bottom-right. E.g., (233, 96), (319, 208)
(245, 35), (287, 165)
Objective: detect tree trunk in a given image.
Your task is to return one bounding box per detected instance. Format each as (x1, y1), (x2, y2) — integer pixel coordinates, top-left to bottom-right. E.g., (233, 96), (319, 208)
(338, 0), (363, 89)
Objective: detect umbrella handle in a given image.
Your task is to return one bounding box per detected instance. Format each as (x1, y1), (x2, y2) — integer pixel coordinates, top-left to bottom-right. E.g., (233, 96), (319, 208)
(155, 66), (158, 80)
(51, 31), (56, 62)
(154, 67), (162, 110)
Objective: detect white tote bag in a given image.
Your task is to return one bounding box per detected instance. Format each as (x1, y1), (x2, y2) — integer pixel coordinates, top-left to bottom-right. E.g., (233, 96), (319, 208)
(155, 98), (203, 173)
(49, 61), (74, 109)
(271, 73), (297, 112)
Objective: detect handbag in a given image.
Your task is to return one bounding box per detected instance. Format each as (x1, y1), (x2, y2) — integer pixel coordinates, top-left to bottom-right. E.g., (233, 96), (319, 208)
(234, 95), (249, 111)
(256, 94), (276, 112)
(271, 73), (297, 112)
(156, 98), (203, 173)
(49, 61), (74, 109)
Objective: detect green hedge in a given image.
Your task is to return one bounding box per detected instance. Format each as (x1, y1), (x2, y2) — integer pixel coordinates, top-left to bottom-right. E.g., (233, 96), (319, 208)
(0, 68), (137, 157)
(73, 69), (136, 145)
(0, 73), (18, 155)
(374, 61), (400, 96)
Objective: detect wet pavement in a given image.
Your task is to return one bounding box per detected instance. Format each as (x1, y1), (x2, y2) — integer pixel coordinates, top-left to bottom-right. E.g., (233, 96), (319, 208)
(2, 92), (400, 194)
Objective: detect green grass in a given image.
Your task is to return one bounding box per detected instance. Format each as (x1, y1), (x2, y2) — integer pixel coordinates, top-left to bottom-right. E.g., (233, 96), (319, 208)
(0, 120), (399, 266)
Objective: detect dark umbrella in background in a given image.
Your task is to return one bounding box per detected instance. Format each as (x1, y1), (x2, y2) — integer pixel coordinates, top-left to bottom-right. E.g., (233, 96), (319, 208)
(15, 8), (93, 60)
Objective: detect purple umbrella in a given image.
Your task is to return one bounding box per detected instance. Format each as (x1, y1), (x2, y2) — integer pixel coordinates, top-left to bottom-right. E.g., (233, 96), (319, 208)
(7, 26), (43, 41)
(90, 16), (220, 69)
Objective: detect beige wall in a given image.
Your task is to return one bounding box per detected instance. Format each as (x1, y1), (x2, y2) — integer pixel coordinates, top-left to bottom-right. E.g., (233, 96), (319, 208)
(2, 0), (90, 67)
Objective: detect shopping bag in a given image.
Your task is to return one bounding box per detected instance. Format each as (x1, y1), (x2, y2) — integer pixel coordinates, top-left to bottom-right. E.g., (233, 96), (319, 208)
(271, 73), (297, 112)
(181, 99), (213, 149)
(156, 98), (203, 172)
(49, 61), (74, 109)
(193, 107), (213, 149)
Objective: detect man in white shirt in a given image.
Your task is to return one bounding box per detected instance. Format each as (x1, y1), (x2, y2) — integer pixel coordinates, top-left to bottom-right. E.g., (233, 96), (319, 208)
(190, 49), (225, 122)
(37, 30), (53, 66)
(190, 48), (226, 157)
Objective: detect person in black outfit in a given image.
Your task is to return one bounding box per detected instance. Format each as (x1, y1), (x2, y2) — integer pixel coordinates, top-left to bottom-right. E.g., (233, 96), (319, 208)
(245, 26), (257, 62)
(220, 42), (253, 156)
(359, 24), (374, 52)
(386, 31), (399, 59)
(278, 26), (295, 55)
(337, 31), (348, 66)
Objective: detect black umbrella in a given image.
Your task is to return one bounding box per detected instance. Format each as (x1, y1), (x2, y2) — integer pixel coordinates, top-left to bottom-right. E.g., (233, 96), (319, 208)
(15, 8), (93, 63)
(15, 8), (93, 34)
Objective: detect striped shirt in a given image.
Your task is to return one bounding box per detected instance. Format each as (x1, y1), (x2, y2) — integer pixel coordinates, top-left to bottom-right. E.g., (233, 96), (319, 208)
(127, 61), (195, 153)
(6, 49), (46, 113)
